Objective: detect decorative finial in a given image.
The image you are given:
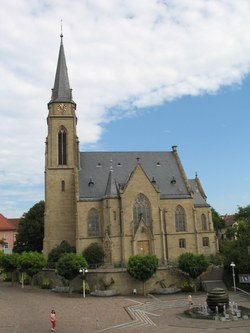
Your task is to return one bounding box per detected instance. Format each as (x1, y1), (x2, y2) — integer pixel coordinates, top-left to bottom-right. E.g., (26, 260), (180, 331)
(195, 172), (197, 178)
(110, 158), (113, 170)
(136, 157), (140, 164)
(60, 20), (63, 39)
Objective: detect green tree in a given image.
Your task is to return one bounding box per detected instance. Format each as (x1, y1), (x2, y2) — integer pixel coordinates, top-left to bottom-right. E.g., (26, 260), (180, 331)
(19, 251), (46, 287)
(211, 207), (226, 236)
(127, 254), (159, 296)
(82, 243), (104, 265)
(178, 252), (209, 292)
(1, 253), (20, 285)
(234, 203), (250, 222)
(48, 241), (76, 262)
(13, 201), (45, 253)
(56, 253), (88, 296)
(220, 205), (250, 280)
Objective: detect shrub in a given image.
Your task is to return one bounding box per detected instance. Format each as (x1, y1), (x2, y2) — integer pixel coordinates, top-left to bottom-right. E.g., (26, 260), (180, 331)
(42, 278), (50, 289)
(179, 278), (194, 292)
(3, 272), (11, 282)
(19, 272), (29, 285)
(48, 241), (76, 263)
(79, 282), (90, 294)
(82, 243), (104, 265)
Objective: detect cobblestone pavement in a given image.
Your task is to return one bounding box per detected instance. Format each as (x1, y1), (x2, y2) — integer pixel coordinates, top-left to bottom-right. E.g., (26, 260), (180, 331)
(1, 275), (250, 333)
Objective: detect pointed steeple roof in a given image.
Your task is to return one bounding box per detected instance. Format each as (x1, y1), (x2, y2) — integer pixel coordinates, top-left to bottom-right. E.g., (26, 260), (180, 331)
(105, 163), (119, 198)
(49, 34), (74, 104)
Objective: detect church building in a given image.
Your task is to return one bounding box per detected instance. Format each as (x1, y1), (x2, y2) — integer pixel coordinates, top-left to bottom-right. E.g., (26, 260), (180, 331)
(43, 35), (217, 263)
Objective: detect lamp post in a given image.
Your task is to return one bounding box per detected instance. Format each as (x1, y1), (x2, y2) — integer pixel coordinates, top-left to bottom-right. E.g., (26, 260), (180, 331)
(230, 262), (236, 292)
(79, 267), (88, 298)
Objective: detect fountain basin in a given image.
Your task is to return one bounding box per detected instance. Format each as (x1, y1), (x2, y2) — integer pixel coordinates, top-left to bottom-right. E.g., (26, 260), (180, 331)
(90, 289), (120, 297)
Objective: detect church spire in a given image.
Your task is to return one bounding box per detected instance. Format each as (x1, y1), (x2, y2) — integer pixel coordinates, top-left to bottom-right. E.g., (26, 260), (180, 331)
(49, 33), (74, 104)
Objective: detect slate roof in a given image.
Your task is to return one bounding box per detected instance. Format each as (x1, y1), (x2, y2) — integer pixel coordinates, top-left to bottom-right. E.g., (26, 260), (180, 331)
(49, 36), (74, 104)
(189, 179), (210, 207)
(78, 151), (192, 200)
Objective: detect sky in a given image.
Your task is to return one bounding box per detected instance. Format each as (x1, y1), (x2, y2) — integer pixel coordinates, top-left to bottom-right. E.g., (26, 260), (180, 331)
(1, 0), (250, 218)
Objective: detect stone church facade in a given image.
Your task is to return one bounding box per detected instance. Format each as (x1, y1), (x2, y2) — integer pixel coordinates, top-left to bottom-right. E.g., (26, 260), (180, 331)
(43, 36), (217, 262)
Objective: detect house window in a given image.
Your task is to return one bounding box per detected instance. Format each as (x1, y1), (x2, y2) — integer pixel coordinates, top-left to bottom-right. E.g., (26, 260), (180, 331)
(175, 206), (186, 232)
(4, 243), (9, 249)
(201, 214), (207, 230)
(203, 237), (209, 247)
(61, 180), (65, 192)
(58, 127), (66, 165)
(88, 209), (99, 236)
(133, 194), (151, 231)
(4, 233), (8, 239)
(113, 212), (116, 220)
(179, 239), (185, 248)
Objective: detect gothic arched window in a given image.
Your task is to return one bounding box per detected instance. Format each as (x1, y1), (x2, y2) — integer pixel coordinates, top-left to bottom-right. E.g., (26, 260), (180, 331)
(58, 127), (66, 165)
(133, 194), (151, 231)
(88, 209), (99, 236)
(201, 214), (207, 230)
(175, 206), (186, 232)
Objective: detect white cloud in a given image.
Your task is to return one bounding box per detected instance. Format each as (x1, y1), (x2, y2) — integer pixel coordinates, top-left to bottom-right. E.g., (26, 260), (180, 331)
(1, 0), (250, 216)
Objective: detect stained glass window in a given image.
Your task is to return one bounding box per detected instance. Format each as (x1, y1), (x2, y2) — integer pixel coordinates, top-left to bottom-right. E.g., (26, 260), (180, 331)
(201, 214), (207, 230)
(133, 194), (151, 231)
(175, 206), (186, 232)
(88, 209), (99, 236)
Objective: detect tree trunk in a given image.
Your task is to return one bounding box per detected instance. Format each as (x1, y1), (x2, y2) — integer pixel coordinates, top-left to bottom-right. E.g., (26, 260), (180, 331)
(143, 281), (146, 296)
(69, 280), (72, 296)
(31, 276), (34, 288)
(194, 279), (197, 293)
(11, 271), (14, 286)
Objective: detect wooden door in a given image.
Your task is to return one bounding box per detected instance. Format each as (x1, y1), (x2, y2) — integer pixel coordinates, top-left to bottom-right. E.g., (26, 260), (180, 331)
(137, 240), (149, 255)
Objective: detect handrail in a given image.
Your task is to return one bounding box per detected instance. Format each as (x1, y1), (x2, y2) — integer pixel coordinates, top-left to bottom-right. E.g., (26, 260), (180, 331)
(235, 287), (250, 299)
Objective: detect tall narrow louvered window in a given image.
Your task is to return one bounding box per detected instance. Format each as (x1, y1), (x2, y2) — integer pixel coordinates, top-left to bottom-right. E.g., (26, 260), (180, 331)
(201, 214), (207, 230)
(175, 206), (186, 232)
(88, 209), (99, 236)
(133, 194), (151, 231)
(58, 128), (66, 165)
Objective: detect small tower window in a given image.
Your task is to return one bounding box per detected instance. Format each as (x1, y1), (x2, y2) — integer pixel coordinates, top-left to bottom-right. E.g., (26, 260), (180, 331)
(179, 239), (185, 248)
(61, 180), (65, 192)
(203, 237), (209, 247)
(58, 127), (66, 165)
(113, 211), (116, 220)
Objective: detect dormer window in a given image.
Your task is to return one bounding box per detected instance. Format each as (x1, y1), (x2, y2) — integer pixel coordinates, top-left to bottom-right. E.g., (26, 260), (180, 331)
(171, 176), (176, 184)
(96, 162), (102, 167)
(117, 162), (122, 167)
(156, 162), (161, 166)
(88, 176), (94, 187)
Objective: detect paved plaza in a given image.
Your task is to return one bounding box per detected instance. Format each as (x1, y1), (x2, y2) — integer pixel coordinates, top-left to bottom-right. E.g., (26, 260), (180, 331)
(1, 275), (250, 333)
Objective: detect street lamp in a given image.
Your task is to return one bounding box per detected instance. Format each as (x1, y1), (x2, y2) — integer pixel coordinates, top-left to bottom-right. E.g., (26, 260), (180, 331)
(230, 262), (236, 292)
(79, 267), (88, 298)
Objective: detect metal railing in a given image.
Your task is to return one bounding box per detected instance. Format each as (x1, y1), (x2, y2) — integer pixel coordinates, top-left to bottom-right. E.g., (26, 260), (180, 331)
(235, 287), (250, 300)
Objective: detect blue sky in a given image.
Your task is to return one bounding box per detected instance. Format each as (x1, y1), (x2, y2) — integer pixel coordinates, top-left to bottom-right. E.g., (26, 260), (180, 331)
(0, 0), (250, 218)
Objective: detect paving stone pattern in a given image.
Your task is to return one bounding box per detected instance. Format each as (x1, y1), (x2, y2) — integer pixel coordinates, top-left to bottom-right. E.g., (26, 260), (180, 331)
(1, 275), (250, 333)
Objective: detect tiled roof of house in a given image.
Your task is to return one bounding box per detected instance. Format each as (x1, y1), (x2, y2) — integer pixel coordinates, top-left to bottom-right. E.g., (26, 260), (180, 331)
(7, 218), (20, 230)
(0, 214), (16, 230)
(220, 214), (235, 227)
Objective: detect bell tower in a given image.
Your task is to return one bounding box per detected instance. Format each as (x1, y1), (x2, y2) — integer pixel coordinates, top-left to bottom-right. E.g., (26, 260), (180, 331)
(43, 34), (79, 258)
